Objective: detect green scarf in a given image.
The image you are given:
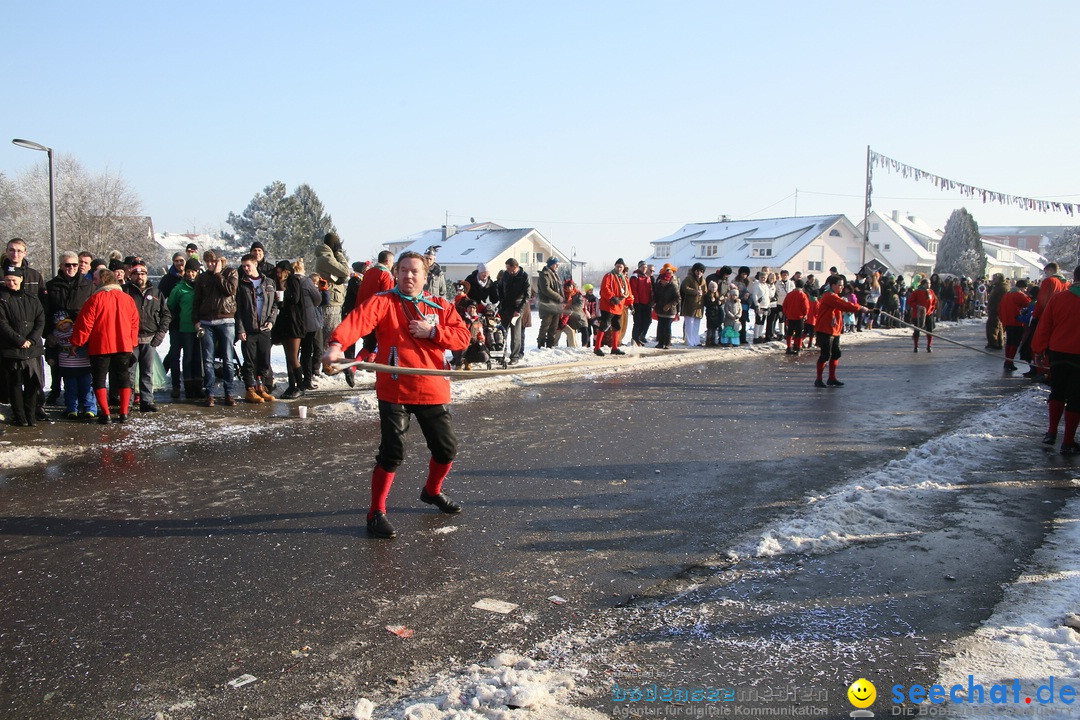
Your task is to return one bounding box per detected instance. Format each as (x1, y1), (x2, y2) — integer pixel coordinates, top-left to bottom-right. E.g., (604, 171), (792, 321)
(392, 287), (442, 310)
(1068, 281), (1080, 299)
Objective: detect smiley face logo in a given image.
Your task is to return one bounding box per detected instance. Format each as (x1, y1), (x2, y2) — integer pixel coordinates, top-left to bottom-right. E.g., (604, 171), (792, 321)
(848, 678), (876, 708)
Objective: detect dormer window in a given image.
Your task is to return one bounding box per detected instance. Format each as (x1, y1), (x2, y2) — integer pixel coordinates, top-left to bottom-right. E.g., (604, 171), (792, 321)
(701, 243), (719, 257)
(751, 243), (773, 258)
(655, 246), (671, 258)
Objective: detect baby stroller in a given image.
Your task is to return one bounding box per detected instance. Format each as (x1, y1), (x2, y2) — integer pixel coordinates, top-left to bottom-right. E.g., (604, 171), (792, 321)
(485, 310), (506, 368)
(461, 315), (492, 370)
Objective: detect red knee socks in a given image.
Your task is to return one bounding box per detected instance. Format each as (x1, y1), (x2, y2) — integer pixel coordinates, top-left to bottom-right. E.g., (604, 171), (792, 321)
(425, 459), (453, 496)
(1064, 410), (1080, 446)
(94, 388), (110, 417)
(593, 331), (605, 350)
(369, 466), (395, 518)
(119, 388), (131, 415)
(828, 360), (839, 381)
(815, 360), (826, 381)
(1049, 400), (1065, 435)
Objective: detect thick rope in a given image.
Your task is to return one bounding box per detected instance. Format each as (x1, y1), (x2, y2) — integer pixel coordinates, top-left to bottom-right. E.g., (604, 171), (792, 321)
(326, 355), (640, 379)
(875, 310), (1003, 359)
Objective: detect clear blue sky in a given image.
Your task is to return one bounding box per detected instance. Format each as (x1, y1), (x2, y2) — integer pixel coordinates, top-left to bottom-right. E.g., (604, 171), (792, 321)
(5, 0), (1078, 266)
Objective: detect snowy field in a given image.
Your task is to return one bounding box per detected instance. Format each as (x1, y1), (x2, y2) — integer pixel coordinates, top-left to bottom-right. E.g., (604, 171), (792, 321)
(4, 316), (1079, 719)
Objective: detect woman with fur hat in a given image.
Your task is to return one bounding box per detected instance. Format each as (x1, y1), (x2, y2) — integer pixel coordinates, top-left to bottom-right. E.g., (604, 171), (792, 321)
(651, 266), (680, 349)
(680, 263), (706, 347)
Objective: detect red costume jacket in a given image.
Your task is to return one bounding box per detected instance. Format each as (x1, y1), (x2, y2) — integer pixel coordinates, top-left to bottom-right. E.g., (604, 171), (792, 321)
(999, 289), (1031, 327)
(1033, 286), (1080, 355)
(813, 291), (861, 336)
(70, 285), (140, 355)
(357, 265), (394, 305)
(781, 289), (810, 320)
(1034, 275), (1067, 320)
(329, 290), (469, 405)
(908, 288), (937, 318)
(599, 271), (634, 314)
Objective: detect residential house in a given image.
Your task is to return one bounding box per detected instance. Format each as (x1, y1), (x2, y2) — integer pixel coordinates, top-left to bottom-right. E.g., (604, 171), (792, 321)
(982, 238), (1046, 280)
(385, 222), (570, 293)
(857, 210), (938, 277)
(979, 226), (1066, 253)
(647, 215), (890, 280)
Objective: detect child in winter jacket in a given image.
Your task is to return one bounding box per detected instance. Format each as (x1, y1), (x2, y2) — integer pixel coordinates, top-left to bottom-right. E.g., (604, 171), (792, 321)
(721, 289), (742, 346)
(703, 281), (723, 347)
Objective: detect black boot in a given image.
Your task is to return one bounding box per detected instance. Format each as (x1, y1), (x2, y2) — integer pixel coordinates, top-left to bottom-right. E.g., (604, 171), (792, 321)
(280, 367), (302, 399)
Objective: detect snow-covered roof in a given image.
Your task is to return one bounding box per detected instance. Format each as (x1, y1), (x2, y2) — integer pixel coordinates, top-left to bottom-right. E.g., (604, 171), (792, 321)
(390, 226), (536, 265)
(154, 232), (218, 255)
(649, 214), (849, 268)
(872, 212), (936, 261)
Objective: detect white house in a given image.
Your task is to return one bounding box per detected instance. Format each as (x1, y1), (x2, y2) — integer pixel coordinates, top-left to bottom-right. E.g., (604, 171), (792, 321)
(647, 214), (890, 278)
(385, 222), (571, 291)
(982, 239), (1046, 280)
(857, 210), (938, 277)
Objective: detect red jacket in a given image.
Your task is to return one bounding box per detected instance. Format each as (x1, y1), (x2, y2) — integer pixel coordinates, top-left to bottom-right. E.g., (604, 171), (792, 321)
(805, 297), (819, 327)
(1033, 286), (1080, 355)
(329, 290), (470, 405)
(999, 289), (1031, 328)
(908, 288), (937, 317)
(1034, 275), (1068, 320)
(628, 272), (653, 306)
(600, 271), (634, 314)
(70, 285), (140, 355)
(814, 291), (861, 336)
(781, 289), (810, 320)
(357, 265), (394, 304)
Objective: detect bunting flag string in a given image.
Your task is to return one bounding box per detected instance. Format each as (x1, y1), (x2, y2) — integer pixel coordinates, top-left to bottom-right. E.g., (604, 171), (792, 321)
(870, 150), (1075, 217)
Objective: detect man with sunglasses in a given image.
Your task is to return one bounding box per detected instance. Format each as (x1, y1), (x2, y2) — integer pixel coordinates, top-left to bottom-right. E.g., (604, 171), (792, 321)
(122, 260), (171, 412)
(45, 251), (95, 409)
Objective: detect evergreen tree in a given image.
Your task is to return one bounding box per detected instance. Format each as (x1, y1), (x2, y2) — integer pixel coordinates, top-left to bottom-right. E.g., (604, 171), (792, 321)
(934, 208), (985, 279)
(1044, 226), (1080, 270)
(227, 181), (337, 265)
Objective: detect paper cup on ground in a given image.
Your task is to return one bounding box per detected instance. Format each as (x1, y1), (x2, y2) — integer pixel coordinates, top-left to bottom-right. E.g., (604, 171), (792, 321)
(297, 406), (308, 419)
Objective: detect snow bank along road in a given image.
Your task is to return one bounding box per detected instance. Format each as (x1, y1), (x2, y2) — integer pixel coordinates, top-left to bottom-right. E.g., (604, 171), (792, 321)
(0, 322), (1077, 720)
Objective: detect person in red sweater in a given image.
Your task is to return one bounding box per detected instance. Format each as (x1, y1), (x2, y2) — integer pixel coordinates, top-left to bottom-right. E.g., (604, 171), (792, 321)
(1025, 262), (1069, 379)
(594, 258), (634, 356)
(353, 250), (396, 364)
(781, 278), (810, 355)
(628, 261), (654, 346)
(70, 268), (140, 424)
(323, 252), (470, 539)
(813, 275), (866, 388)
(998, 279), (1032, 372)
(908, 278), (938, 353)
(1031, 265), (1080, 454)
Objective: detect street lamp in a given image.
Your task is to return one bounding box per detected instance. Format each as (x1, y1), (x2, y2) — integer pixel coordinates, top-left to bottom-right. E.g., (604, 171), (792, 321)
(12, 138), (57, 277)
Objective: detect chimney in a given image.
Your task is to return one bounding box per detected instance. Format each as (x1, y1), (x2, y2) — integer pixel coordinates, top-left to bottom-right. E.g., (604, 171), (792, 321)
(891, 210), (900, 222)
(442, 225), (457, 242)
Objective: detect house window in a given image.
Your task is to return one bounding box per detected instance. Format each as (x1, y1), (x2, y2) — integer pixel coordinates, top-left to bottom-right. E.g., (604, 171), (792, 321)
(702, 243), (718, 257)
(751, 245), (772, 257)
(535, 252), (545, 264)
(829, 229), (842, 237)
(461, 248), (475, 256)
(871, 222), (880, 232)
(655, 246), (670, 258)
(808, 261), (823, 272)
(883, 244), (890, 251)
(873, 244), (880, 250)
(928, 242), (938, 253)
(520, 252), (531, 264)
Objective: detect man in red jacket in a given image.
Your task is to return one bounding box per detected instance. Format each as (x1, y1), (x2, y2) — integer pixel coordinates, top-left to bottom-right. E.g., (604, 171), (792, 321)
(594, 258), (634, 356)
(323, 252), (470, 539)
(999, 279), (1032, 372)
(908, 278), (938, 353)
(1025, 262), (1069, 379)
(70, 268), (140, 424)
(813, 275), (866, 388)
(628, 261), (654, 346)
(1032, 265), (1080, 454)
(781, 278), (810, 355)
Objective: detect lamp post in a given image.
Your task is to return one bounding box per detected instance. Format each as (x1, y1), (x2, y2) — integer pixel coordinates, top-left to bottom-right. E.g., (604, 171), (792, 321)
(12, 138), (57, 277)
(571, 245), (578, 286)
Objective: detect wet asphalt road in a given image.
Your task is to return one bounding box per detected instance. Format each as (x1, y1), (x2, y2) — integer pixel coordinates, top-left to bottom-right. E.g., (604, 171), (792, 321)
(0, 325), (1072, 719)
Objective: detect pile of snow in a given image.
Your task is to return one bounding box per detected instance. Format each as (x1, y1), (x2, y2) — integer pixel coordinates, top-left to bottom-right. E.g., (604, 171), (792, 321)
(350, 653), (605, 720)
(730, 385), (1044, 560)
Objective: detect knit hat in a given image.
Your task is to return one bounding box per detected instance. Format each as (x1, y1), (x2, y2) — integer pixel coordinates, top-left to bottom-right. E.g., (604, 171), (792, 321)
(546, 257), (559, 267)
(275, 260), (293, 273)
(4, 266), (24, 277)
(184, 258), (202, 272)
(583, 283), (594, 292)
(476, 262), (488, 272)
(250, 241), (265, 251)
(615, 258), (626, 267)
(352, 261), (366, 273)
(108, 259), (124, 271)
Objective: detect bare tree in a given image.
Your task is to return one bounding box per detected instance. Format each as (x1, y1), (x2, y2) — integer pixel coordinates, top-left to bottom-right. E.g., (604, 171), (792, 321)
(0, 155), (153, 270)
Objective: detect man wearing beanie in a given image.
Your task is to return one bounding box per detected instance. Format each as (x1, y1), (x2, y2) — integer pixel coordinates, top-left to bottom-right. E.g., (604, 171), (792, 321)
(316, 232), (350, 351)
(594, 258), (633, 356)
(250, 241), (273, 278)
